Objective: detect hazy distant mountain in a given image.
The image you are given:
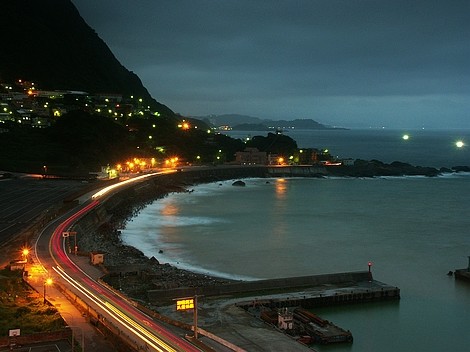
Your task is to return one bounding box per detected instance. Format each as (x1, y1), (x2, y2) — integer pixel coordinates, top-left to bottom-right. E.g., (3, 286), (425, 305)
(200, 114), (264, 126)
(0, 0), (174, 117)
(195, 114), (346, 130)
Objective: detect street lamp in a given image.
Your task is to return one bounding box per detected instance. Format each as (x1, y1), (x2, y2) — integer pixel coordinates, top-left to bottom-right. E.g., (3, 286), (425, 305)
(22, 248), (29, 262)
(43, 278), (53, 304)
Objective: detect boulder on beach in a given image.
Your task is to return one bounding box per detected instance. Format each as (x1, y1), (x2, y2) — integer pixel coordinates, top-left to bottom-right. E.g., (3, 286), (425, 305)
(232, 180), (246, 187)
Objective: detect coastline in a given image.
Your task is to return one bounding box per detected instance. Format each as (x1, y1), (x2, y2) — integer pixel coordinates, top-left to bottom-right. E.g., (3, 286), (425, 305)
(75, 178), (237, 302)
(74, 164), (470, 303)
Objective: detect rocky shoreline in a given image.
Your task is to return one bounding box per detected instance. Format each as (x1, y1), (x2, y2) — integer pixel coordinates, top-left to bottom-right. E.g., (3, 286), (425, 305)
(327, 160), (470, 177)
(73, 163), (470, 303)
(75, 180), (235, 302)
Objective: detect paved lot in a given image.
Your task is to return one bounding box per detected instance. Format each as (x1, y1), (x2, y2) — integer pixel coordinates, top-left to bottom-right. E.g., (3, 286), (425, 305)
(0, 176), (87, 246)
(0, 340), (71, 352)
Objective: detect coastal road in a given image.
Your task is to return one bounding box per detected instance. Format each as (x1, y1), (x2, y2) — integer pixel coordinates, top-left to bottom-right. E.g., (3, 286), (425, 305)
(34, 171), (202, 352)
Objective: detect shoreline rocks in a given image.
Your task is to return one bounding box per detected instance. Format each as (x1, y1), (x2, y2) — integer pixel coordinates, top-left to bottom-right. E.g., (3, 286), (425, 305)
(327, 159), (442, 177)
(74, 178), (235, 302)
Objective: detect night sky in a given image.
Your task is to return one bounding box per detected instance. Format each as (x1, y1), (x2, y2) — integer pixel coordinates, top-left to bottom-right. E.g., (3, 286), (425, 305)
(72, 0), (469, 129)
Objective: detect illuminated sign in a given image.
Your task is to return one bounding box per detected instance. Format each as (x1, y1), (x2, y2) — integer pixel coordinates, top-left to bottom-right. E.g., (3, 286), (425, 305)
(176, 299), (194, 311)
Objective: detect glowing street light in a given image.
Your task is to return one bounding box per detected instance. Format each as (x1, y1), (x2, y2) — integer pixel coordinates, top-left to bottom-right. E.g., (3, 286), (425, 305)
(22, 248), (29, 262)
(178, 120), (190, 130)
(44, 278), (53, 303)
(456, 140), (465, 148)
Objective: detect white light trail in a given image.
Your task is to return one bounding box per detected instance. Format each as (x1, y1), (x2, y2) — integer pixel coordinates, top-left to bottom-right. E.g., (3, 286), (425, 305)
(53, 266), (177, 352)
(92, 170), (177, 199)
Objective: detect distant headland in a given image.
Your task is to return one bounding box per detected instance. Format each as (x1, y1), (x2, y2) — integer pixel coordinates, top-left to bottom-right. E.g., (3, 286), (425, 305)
(192, 114), (348, 131)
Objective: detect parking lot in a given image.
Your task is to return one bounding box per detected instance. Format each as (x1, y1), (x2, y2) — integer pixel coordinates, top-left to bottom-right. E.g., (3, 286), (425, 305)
(0, 176), (88, 246)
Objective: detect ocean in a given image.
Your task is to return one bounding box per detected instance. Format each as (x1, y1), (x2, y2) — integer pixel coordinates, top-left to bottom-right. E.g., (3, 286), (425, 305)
(225, 128), (470, 168)
(121, 129), (470, 352)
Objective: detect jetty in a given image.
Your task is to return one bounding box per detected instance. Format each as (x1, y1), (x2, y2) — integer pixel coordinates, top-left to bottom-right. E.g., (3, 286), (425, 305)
(228, 273), (398, 347)
(152, 271), (399, 349)
(147, 270), (400, 304)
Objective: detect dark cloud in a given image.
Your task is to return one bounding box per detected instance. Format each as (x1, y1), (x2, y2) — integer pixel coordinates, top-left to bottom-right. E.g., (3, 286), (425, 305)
(72, 0), (469, 128)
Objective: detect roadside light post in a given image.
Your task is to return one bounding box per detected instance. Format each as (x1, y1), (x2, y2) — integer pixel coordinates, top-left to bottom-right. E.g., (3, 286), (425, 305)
(43, 278), (52, 304)
(22, 248), (29, 262)
(368, 261), (373, 282)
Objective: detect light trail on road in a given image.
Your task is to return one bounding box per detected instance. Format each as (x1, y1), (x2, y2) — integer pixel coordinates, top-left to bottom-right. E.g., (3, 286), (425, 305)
(53, 266), (177, 352)
(92, 169), (177, 199)
(43, 172), (200, 352)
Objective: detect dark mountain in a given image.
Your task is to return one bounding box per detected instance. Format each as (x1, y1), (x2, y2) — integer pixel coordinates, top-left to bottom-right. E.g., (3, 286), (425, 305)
(0, 1), (327, 174)
(0, 0), (174, 117)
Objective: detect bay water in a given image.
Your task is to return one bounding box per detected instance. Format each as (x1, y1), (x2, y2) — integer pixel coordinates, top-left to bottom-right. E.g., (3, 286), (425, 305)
(226, 128), (470, 168)
(121, 129), (470, 351)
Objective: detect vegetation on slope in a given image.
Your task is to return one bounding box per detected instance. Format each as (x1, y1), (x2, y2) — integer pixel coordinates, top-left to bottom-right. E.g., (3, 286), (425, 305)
(0, 269), (65, 335)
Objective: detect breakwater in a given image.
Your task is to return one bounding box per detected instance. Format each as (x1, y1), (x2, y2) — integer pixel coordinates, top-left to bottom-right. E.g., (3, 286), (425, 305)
(146, 271), (400, 305)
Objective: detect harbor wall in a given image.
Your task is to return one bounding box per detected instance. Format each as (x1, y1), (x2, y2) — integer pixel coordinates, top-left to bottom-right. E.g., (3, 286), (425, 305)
(147, 271), (377, 303)
(236, 285), (400, 310)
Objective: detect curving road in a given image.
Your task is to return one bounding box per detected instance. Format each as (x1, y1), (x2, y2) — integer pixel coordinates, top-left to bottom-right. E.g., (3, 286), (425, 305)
(34, 171), (202, 352)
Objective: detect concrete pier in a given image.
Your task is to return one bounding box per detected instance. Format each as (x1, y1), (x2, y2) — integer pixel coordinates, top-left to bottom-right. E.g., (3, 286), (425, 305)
(155, 271), (399, 351)
(147, 271), (400, 305)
